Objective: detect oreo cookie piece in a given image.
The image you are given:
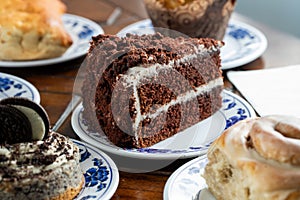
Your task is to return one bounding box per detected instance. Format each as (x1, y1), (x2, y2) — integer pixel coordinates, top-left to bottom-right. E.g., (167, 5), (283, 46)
(0, 97), (50, 144)
(0, 105), (32, 144)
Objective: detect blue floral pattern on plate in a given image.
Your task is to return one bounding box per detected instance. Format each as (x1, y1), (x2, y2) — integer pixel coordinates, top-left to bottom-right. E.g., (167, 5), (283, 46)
(0, 14), (104, 68)
(72, 140), (119, 200)
(71, 90), (256, 160)
(221, 21), (267, 68)
(163, 155), (212, 200)
(228, 25), (255, 40)
(62, 14), (104, 56)
(0, 72), (40, 103)
(117, 19), (267, 70)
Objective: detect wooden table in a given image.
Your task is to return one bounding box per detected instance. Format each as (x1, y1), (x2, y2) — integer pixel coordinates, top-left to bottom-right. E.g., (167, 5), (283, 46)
(1, 0), (300, 199)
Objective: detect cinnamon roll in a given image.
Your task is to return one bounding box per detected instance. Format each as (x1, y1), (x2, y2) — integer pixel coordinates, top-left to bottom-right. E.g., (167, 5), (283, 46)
(203, 115), (300, 200)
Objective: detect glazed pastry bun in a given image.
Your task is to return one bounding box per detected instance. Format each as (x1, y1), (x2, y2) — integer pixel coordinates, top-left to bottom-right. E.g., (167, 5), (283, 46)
(203, 115), (300, 200)
(0, 0), (72, 60)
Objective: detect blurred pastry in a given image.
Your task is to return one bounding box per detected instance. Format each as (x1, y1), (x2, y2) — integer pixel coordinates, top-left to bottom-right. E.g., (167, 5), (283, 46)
(0, 0), (72, 61)
(0, 97), (83, 200)
(144, 0), (237, 40)
(203, 115), (300, 200)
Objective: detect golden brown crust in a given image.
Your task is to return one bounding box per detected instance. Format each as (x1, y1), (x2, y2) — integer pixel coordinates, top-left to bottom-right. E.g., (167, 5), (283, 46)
(0, 0), (72, 60)
(156, 0), (194, 9)
(204, 115), (300, 200)
(50, 176), (84, 200)
(249, 116), (300, 165)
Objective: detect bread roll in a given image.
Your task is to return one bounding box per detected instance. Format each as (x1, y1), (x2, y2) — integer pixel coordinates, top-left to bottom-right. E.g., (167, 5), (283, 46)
(0, 0), (72, 60)
(203, 115), (300, 200)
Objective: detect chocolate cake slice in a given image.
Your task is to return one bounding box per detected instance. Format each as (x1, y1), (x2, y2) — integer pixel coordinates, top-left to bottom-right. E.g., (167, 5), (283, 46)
(81, 33), (224, 148)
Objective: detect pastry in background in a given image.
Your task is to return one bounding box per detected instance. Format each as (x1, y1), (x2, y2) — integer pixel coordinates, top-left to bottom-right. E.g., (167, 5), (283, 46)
(0, 0), (72, 61)
(0, 97), (83, 200)
(203, 115), (300, 200)
(144, 0), (237, 40)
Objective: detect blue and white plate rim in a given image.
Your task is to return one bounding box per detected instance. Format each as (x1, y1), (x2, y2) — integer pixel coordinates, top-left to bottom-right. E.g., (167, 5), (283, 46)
(117, 18), (268, 70)
(0, 14), (104, 68)
(71, 90), (256, 160)
(0, 72), (40, 103)
(72, 139), (119, 200)
(163, 155), (210, 200)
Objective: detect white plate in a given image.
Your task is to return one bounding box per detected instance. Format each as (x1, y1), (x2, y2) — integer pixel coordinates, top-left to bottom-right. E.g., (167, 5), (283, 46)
(73, 139), (119, 200)
(117, 19), (267, 70)
(163, 155), (214, 200)
(71, 90), (255, 160)
(0, 72), (40, 103)
(0, 14), (104, 68)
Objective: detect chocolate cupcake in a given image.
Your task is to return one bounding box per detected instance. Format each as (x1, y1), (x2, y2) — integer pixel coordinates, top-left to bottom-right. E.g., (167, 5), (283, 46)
(144, 0), (237, 40)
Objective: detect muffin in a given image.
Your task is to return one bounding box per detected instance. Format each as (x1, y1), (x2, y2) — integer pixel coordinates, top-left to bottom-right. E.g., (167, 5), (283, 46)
(144, 0), (237, 40)
(0, 97), (83, 200)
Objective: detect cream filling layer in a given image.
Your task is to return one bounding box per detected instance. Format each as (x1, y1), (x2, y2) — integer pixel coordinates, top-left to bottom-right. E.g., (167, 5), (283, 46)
(117, 49), (222, 144)
(131, 78), (223, 145)
(143, 77), (223, 120)
(12, 105), (45, 140)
